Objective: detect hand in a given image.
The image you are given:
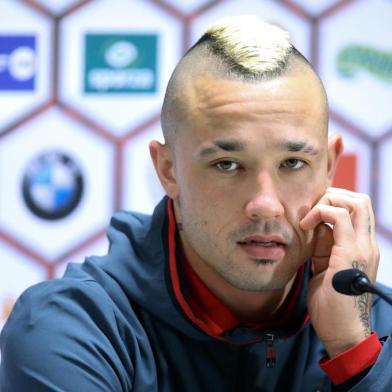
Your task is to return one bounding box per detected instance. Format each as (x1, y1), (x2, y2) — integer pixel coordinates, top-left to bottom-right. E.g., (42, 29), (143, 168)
(300, 187), (379, 358)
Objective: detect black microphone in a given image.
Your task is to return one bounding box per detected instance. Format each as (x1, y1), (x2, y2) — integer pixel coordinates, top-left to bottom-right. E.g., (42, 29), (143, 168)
(332, 268), (392, 306)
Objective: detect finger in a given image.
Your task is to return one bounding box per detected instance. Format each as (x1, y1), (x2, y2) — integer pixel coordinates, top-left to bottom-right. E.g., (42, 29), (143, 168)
(324, 192), (378, 257)
(318, 194), (371, 235)
(326, 187), (367, 198)
(312, 224), (334, 275)
(315, 195), (354, 216)
(306, 190), (375, 242)
(320, 192), (379, 279)
(325, 188), (376, 234)
(300, 204), (355, 248)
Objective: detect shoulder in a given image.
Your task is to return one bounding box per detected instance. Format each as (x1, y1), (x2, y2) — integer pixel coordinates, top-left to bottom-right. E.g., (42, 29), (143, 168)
(2, 271), (152, 348)
(0, 277), (134, 390)
(10, 276), (114, 328)
(1, 277), (121, 361)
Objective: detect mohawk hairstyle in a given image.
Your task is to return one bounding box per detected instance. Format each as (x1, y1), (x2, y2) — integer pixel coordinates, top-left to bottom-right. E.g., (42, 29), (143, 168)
(190, 15), (298, 79)
(161, 15), (316, 144)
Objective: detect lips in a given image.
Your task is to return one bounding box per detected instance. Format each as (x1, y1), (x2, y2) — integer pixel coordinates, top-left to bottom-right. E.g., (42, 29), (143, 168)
(237, 235), (286, 260)
(239, 240), (279, 247)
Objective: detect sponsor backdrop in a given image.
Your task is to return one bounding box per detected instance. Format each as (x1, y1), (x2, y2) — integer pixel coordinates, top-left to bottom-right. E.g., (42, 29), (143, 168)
(0, 0), (391, 337)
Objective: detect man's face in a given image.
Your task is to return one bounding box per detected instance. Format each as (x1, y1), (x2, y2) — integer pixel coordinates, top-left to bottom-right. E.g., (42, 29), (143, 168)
(160, 69), (338, 291)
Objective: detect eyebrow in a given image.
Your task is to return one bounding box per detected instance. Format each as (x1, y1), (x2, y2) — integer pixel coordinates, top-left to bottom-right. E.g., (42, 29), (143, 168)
(198, 140), (246, 157)
(197, 138), (320, 158)
(278, 140), (320, 155)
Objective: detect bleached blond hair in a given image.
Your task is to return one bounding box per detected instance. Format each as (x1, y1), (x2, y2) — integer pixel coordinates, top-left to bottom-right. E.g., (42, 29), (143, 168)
(201, 15), (293, 76)
(161, 15), (322, 144)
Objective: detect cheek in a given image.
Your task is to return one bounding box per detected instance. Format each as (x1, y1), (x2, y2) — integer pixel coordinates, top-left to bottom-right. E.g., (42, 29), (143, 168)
(176, 182), (217, 230)
(288, 168), (326, 210)
(177, 180), (238, 243)
(284, 184), (319, 216)
(177, 166), (231, 210)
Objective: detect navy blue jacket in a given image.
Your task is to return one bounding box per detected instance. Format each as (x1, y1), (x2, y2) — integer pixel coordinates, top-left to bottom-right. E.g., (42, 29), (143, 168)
(1, 198), (392, 391)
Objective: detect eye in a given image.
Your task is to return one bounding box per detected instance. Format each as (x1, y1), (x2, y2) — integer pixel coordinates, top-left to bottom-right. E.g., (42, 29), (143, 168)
(215, 160), (240, 172)
(281, 158), (306, 170)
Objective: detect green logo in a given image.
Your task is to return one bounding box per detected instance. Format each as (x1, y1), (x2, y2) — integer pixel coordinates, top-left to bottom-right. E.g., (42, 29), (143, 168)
(84, 34), (158, 93)
(337, 45), (392, 82)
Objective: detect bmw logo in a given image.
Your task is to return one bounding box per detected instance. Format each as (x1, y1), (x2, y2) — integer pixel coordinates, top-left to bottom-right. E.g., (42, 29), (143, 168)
(22, 151), (84, 220)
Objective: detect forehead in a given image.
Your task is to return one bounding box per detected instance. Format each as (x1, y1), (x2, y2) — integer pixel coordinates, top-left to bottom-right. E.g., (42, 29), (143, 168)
(177, 70), (327, 149)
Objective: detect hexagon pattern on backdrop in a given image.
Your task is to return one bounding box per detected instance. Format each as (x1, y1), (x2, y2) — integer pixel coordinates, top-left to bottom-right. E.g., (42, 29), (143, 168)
(33, 0), (79, 15)
(318, 0), (392, 136)
(0, 106), (115, 260)
(0, 0), (52, 134)
(286, 0), (342, 15)
(58, 0), (183, 136)
(1, 0), (392, 333)
(160, 0), (213, 15)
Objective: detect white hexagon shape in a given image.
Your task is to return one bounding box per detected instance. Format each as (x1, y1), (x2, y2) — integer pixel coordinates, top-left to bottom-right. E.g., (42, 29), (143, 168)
(53, 233), (109, 279)
(0, 107), (115, 260)
(377, 135), (392, 233)
(160, 0), (213, 15)
(287, 0), (340, 16)
(0, 239), (46, 333)
(33, 0), (79, 15)
(329, 119), (373, 194)
(190, 0), (312, 60)
(375, 233), (392, 288)
(122, 122), (166, 214)
(59, 0), (183, 137)
(0, 0), (52, 134)
(319, 0), (392, 137)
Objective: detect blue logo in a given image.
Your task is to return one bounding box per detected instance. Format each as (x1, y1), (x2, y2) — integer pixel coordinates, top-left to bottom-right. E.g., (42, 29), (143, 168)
(22, 151), (84, 220)
(0, 35), (36, 91)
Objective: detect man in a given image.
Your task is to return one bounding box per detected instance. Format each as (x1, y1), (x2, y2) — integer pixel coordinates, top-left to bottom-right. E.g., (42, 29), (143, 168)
(1, 15), (391, 392)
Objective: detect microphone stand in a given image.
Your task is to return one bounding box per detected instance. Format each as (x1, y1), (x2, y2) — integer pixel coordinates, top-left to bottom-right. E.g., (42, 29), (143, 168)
(358, 279), (392, 306)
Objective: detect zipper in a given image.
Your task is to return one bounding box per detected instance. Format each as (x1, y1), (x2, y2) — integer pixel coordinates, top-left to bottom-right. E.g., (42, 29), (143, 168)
(264, 333), (276, 368)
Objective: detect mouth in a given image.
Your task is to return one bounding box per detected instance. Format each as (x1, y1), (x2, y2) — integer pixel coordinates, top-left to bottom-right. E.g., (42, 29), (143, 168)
(237, 240), (282, 247)
(237, 236), (286, 260)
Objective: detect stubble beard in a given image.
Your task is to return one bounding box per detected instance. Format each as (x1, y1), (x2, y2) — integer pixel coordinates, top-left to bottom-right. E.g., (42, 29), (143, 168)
(209, 253), (293, 292)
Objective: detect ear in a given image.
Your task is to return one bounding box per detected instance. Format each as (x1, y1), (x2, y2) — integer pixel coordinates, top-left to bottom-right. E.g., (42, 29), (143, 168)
(149, 140), (179, 198)
(326, 134), (344, 187)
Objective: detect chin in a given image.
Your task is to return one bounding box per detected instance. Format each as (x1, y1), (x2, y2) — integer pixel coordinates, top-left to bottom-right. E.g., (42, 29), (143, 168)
(224, 271), (292, 292)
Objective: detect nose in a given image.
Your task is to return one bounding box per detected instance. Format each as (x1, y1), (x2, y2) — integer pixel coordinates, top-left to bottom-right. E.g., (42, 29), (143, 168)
(244, 171), (284, 221)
